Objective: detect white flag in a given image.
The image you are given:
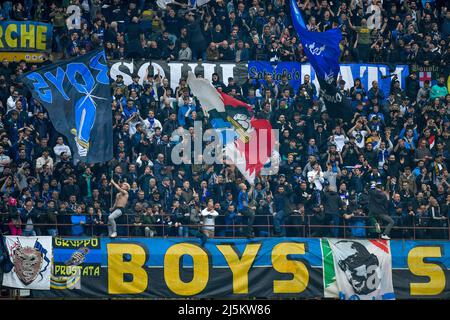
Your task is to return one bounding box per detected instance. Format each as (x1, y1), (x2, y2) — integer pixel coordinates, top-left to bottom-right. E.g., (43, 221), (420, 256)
(2, 236), (53, 290)
(322, 239), (395, 300)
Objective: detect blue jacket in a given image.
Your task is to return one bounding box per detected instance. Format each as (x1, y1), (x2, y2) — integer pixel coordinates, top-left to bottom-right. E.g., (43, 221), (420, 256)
(71, 215), (86, 236)
(177, 103), (195, 127)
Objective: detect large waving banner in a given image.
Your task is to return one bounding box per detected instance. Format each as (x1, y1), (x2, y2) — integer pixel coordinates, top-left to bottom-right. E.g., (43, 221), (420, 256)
(108, 60), (408, 101)
(2, 236), (53, 290)
(28, 237), (450, 299)
(322, 239), (395, 300)
(187, 72), (276, 184)
(0, 21), (53, 52)
(21, 49), (113, 163)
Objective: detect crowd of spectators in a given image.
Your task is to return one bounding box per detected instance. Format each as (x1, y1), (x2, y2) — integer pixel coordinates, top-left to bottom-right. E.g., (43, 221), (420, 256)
(0, 0), (449, 240)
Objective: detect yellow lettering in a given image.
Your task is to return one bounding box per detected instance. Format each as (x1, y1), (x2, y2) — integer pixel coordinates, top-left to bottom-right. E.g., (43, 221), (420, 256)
(5, 24), (17, 48)
(94, 266), (100, 276)
(54, 265), (61, 274)
(36, 25), (47, 50)
(20, 24), (35, 48)
(217, 244), (261, 294)
(408, 246), (445, 296)
(272, 243), (309, 293)
(164, 243), (209, 296)
(107, 243), (147, 294)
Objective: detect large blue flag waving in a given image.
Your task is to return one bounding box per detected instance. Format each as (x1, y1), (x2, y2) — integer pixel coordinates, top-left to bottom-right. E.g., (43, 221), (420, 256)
(290, 0), (352, 121)
(22, 50), (113, 163)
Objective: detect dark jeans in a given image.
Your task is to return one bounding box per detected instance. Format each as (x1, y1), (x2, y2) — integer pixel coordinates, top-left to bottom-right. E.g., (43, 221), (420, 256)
(325, 214), (340, 238)
(355, 44), (370, 62)
(273, 210), (287, 236)
(240, 208), (255, 237)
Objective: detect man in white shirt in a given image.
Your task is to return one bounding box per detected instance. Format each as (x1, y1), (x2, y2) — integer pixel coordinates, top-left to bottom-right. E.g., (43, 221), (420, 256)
(36, 150), (54, 173)
(143, 110), (162, 139)
(201, 199), (219, 238)
(307, 162), (325, 191)
(348, 120), (371, 149)
(6, 90), (19, 114)
(53, 136), (72, 162)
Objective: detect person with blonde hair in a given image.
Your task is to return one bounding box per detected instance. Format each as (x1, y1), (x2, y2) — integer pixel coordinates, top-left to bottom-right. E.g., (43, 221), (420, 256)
(108, 179), (130, 238)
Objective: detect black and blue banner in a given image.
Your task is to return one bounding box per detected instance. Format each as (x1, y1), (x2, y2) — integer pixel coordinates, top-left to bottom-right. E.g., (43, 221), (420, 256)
(28, 237), (450, 299)
(22, 50), (113, 163)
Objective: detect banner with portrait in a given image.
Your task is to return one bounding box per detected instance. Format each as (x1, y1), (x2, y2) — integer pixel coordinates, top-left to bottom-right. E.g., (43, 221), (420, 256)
(322, 239), (395, 300)
(2, 236), (53, 290)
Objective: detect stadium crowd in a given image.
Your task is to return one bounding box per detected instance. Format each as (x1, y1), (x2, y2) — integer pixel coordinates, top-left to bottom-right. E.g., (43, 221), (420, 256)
(0, 0), (449, 240)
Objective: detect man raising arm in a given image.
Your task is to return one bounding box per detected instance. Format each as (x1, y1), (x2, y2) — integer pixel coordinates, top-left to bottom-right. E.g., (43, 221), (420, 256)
(108, 179), (130, 238)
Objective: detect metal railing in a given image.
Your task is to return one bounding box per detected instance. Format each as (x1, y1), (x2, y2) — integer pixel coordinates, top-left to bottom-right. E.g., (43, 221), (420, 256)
(1, 213), (449, 240)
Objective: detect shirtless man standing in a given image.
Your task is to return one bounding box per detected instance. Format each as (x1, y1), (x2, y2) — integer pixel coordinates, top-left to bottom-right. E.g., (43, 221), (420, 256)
(108, 179), (130, 238)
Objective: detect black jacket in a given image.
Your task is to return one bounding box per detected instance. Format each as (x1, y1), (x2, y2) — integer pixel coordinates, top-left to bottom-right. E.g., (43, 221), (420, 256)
(368, 188), (389, 216)
(322, 191), (343, 216)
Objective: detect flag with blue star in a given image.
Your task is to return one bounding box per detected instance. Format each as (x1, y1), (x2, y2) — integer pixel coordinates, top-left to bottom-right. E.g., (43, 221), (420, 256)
(21, 49), (113, 163)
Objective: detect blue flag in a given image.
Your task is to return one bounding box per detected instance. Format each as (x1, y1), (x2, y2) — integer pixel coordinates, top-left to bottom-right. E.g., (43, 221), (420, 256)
(290, 0), (352, 121)
(290, 0), (342, 83)
(22, 50), (113, 163)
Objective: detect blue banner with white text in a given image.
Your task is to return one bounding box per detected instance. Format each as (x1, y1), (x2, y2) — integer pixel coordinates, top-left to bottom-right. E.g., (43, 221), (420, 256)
(248, 61), (409, 100)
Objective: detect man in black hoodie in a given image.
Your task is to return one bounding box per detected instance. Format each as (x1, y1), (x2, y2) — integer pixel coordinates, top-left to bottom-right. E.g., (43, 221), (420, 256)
(322, 186), (344, 238)
(369, 183), (394, 240)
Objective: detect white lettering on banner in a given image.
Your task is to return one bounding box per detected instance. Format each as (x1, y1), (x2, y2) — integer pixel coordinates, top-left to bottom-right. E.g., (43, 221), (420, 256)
(137, 62), (151, 85)
(367, 5), (382, 30)
(339, 66), (354, 89)
(66, 5), (81, 30)
(187, 63), (199, 78)
(393, 67), (405, 87)
(169, 63), (184, 90)
(108, 61), (408, 95)
(379, 66), (387, 79)
(110, 61), (134, 85)
(368, 66), (379, 89)
(137, 62), (166, 86)
(221, 64), (235, 86)
(359, 66), (367, 81)
(202, 63), (217, 82)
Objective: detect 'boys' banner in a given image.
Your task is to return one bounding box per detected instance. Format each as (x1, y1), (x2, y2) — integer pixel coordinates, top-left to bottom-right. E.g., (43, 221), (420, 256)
(0, 21), (53, 52)
(248, 61), (409, 100)
(22, 50), (113, 164)
(2, 236), (53, 290)
(28, 237), (450, 299)
(108, 60), (408, 101)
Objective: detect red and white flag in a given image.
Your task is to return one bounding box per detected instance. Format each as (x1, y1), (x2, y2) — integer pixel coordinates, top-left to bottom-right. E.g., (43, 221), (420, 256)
(187, 72), (276, 184)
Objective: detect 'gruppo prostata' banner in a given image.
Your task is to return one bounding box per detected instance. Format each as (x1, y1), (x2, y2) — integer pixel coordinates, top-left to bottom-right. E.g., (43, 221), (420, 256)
(0, 21), (53, 52)
(27, 237), (450, 300)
